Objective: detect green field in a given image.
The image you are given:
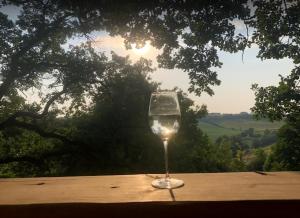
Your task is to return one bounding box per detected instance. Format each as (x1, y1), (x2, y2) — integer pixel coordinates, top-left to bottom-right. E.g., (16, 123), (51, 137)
(198, 114), (284, 141)
(198, 121), (241, 140)
(213, 120), (283, 131)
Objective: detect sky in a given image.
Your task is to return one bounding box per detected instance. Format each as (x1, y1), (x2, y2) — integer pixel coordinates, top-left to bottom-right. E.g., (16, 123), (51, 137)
(1, 5), (295, 114)
(67, 31), (294, 114)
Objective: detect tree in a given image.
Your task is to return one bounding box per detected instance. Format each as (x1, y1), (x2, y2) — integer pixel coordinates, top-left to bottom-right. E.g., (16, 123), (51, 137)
(248, 148), (267, 171)
(263, 119), (300, 171)
(249, 0), (300, 171)
(210, 136), (234, 171)
(1, 0), (300, 174)
(1, 0), (297, 135)
(62, 55), (161, 175)
(251, 69), (300, 170)
(251, 69), (299, 122)
(0, 0), (251, 166)
(249, 0), (300, 121)
(231, 149), (247, 172)
(0, 55), (216, 176)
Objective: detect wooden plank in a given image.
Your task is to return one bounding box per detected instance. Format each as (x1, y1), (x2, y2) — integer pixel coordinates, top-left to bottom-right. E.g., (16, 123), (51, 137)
(0, 172), (299, 218)
(1, 172), (300, 204)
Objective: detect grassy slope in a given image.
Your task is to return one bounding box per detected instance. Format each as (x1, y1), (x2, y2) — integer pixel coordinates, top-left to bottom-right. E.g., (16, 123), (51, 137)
(198, 115), (284, 141)
(198, 121), (241, 140)
(218, 120), (283, 131)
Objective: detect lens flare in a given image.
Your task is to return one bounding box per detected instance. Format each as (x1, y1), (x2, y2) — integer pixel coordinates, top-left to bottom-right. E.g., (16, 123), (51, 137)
(132, 41), (151, 55)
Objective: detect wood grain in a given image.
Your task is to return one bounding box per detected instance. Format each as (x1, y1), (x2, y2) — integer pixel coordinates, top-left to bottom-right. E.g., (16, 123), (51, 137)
(0, 172), (299, 218)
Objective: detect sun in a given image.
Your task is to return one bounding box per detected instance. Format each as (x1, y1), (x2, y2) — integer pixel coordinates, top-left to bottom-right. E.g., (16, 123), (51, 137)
(132, 41), (151, 55)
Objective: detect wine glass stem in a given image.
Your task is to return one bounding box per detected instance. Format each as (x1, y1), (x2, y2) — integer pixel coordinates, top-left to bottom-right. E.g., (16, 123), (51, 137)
(163, 140), (170, 179)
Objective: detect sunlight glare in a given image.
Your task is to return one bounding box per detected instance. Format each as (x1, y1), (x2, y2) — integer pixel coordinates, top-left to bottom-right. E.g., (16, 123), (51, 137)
(132, 41), (151, 55)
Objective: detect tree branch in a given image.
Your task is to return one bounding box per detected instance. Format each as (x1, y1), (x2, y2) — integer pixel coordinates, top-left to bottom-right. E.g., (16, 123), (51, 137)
(41, 88), (67, 116)
(0, 13), (72, 100)
(0, 118), (99, 165)
(242, 21), (249, 63)
(0, 148), (72, 164)
(0, 119), (74, 145)
(0, 155), (41, 165)
(0, 89), (73, 145)
(0, 89), (66, 127)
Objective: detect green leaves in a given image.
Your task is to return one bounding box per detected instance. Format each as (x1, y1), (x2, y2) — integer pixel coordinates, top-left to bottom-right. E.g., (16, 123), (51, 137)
(251, 66), (300, 121)
(1, 0), (300, 175)
(250, 0), (300, 63)
(251, 64), (300, 171)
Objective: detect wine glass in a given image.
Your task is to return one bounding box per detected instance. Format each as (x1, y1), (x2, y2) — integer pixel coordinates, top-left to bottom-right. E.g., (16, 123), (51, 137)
(148, 91), (184, 189)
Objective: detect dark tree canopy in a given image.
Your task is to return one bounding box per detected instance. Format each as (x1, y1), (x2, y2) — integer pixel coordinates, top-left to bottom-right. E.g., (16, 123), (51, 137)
(1, 0), (299, 100)
(0, 0), (299, 174)
(0, 0), (252, 102)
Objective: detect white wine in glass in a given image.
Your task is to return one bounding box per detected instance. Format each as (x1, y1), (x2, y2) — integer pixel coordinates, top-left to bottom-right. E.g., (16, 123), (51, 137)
(149, 91), (184, 189)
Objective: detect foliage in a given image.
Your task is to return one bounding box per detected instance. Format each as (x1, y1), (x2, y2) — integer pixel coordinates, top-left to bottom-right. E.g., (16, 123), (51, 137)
(251, 69), (299, 122)
(264, 119), (300, 171)
(249, 0), (300, 171)
(251, 69), (300, 171)
(248, 148), (267, 171)
(61, 55), (160, 175)
(0, 0), (300, 176)
(1, 54), (231, 176)
(213, 128), (279, 171)
(0, 130), (67, 177)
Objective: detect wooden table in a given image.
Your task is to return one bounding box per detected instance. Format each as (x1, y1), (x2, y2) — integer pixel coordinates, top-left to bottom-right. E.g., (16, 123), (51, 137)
(0, 172), (300, 217)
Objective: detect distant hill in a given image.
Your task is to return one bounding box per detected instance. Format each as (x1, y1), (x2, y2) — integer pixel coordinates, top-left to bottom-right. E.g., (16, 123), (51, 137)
(198, 113), (284, 141)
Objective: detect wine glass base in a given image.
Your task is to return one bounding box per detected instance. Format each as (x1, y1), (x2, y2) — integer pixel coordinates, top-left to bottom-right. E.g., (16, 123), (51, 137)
(152, 178), (184, 189)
